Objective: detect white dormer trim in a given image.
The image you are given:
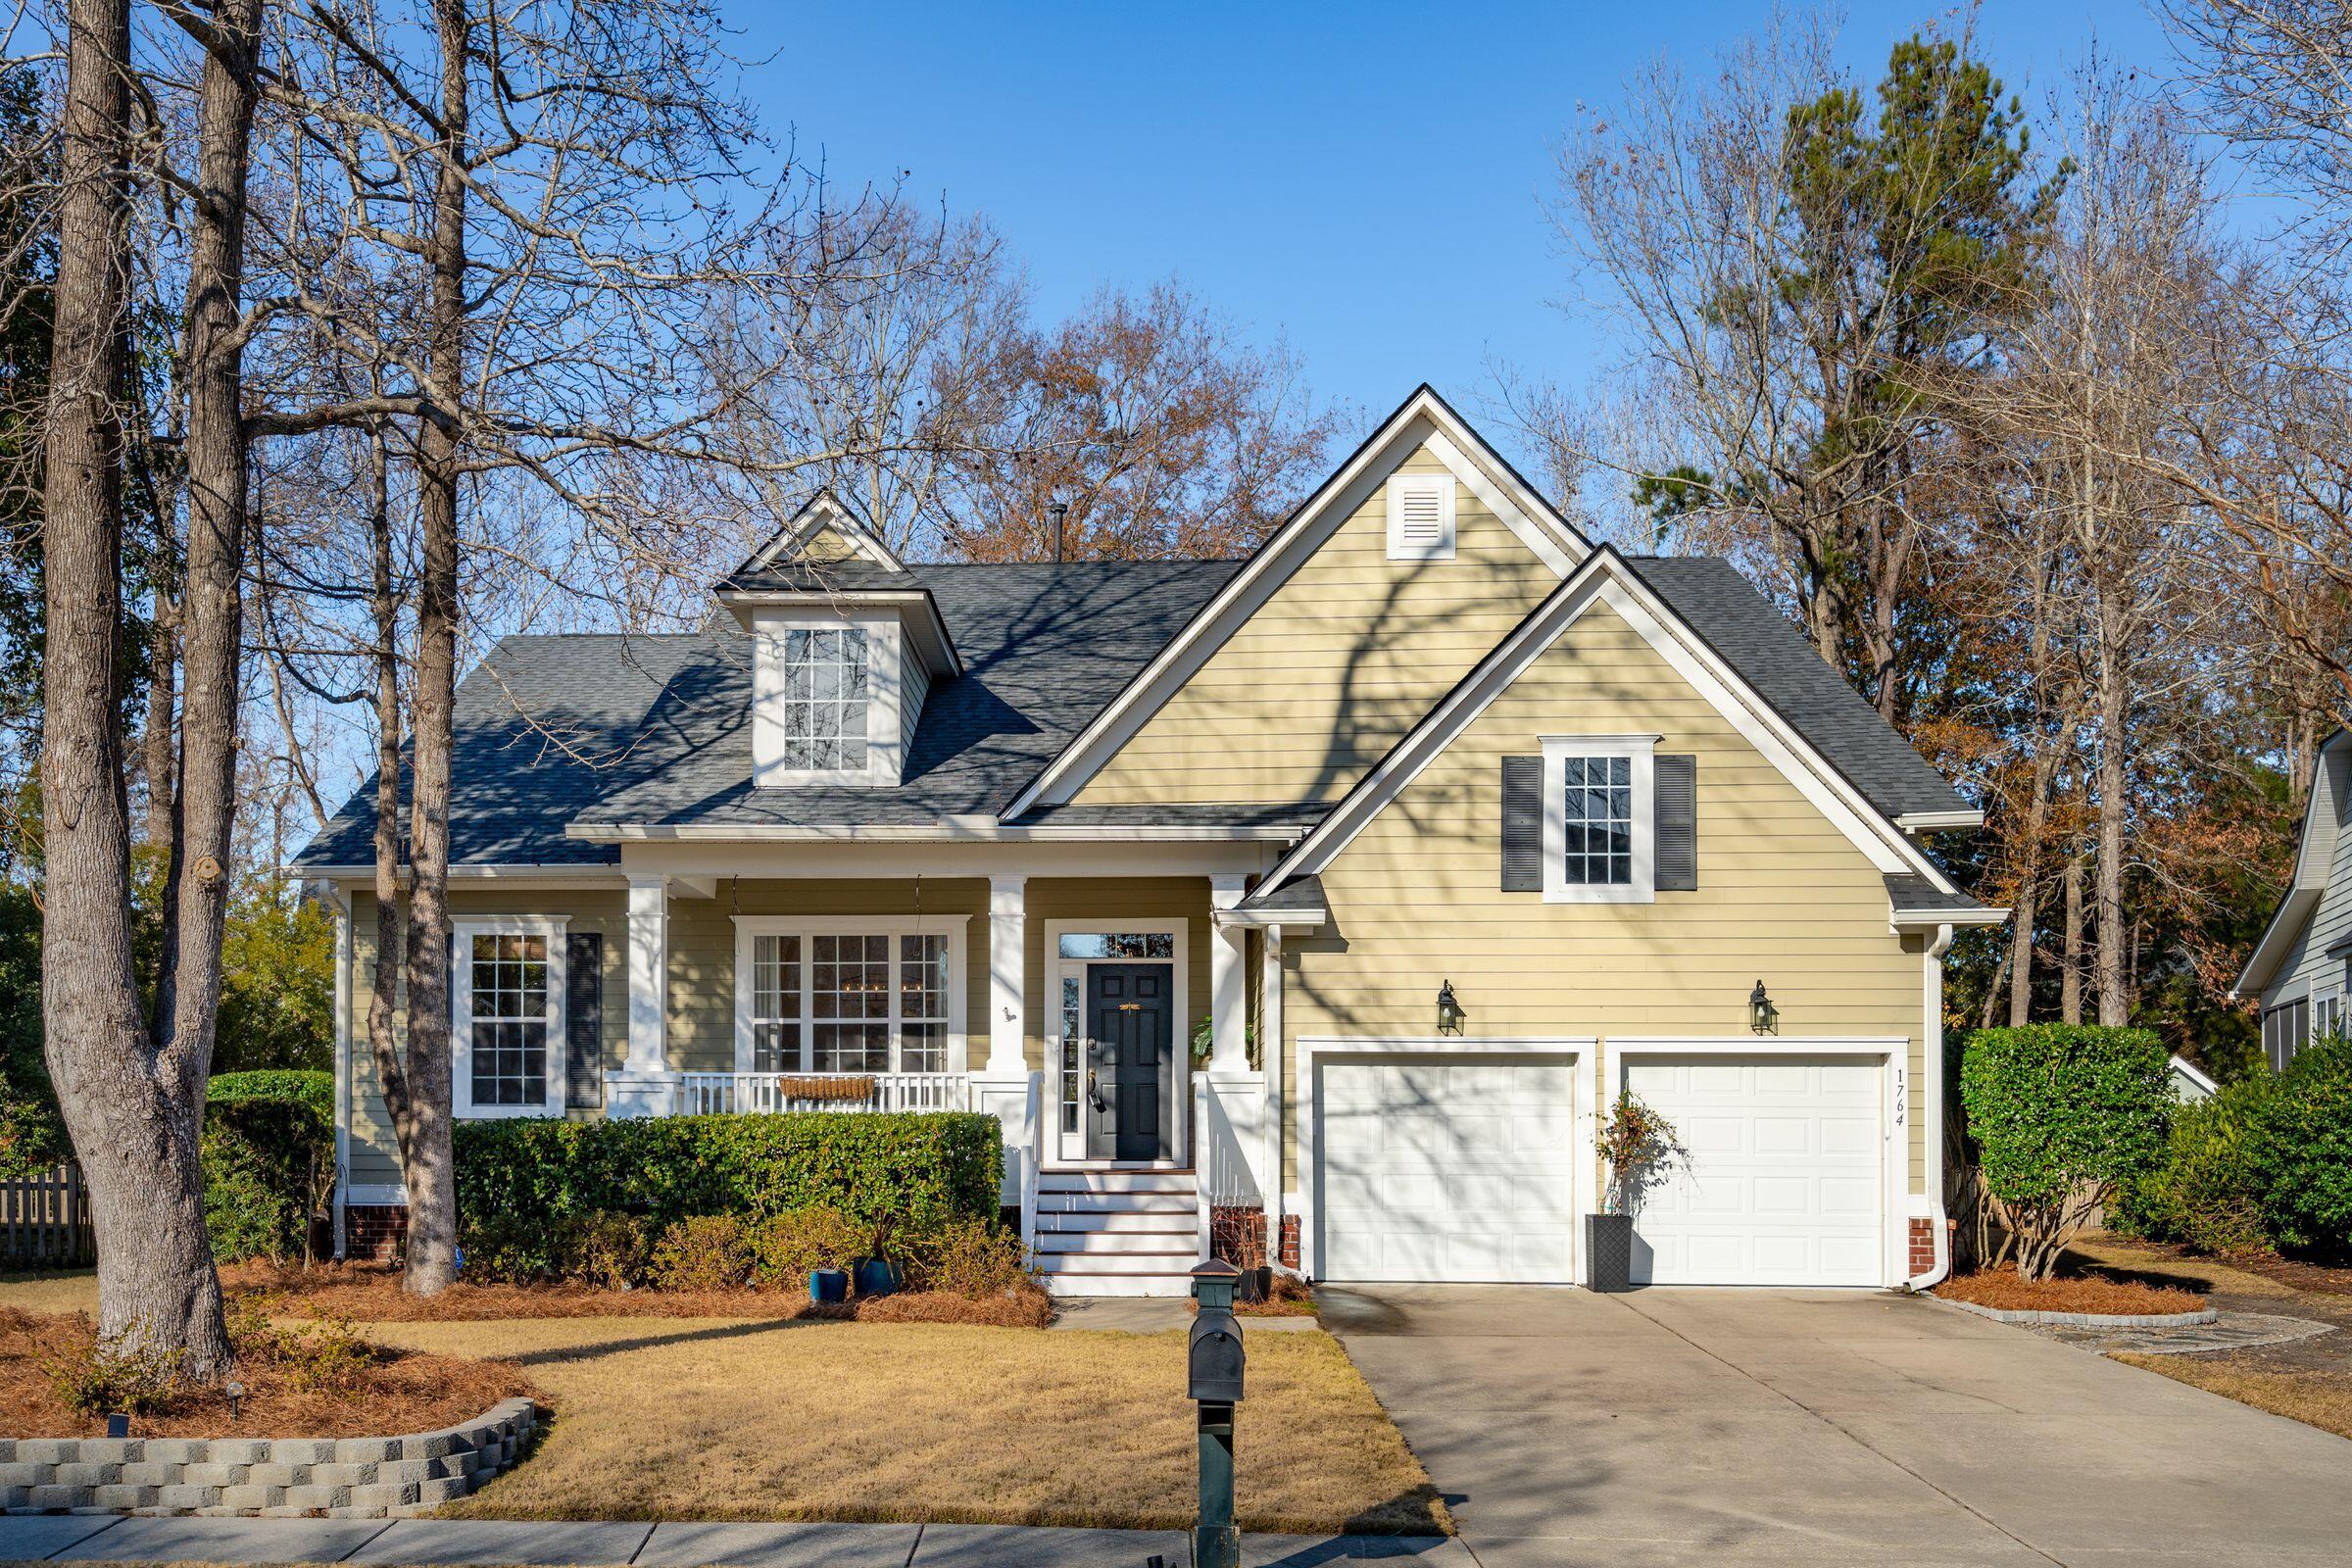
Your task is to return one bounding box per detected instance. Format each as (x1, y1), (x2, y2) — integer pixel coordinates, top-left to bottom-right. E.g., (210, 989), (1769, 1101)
(2236, 729), (2350, 998)
(744, 490), (907, 573)
(751, 608), (906, 788)
(1001, 385), (1591, 819)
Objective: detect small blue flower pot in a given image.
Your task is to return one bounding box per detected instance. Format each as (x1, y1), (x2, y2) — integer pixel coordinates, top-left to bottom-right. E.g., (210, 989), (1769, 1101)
(808, 1267), (849, 1303)
(854, 1258), (899, 1298)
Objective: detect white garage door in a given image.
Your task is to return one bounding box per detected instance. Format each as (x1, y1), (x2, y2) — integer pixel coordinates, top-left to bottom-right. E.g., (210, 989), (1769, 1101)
(1623, 1054), (1885, 1287)
(1318, 1054), (1578, 1283)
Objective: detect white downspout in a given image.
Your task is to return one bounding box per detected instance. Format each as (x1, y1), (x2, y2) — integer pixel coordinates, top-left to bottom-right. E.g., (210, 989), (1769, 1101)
(1916, 922), (1956, 1289)
(1260, 926), (1289, 1275)
(330, 885), (353, 1260)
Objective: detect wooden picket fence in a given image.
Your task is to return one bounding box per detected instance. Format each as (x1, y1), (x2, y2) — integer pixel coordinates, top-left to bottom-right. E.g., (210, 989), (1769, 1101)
(0, 1162), (96, 1268)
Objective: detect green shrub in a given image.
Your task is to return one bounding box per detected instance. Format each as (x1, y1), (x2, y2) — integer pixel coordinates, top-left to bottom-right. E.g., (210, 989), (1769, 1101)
(901, 1218), (1032, 1298)
(2247, 1033), (2352, 1258)
(2113, 1076), (2276, 1255)
(565, 1211), (655, 1290)
(202, 1070), (335, 1264)
(747, 1206), (864, 1287)
(452, 1111), (1002, 1270)
(42, 1334), (185, 1417)
(458, 1211), (551, 1284)
(1959, 1024), (2171, 1279)
(650, 1215), (754, 1291)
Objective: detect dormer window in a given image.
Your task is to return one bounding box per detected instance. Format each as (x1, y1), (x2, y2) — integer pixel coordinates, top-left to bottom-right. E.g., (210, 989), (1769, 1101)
(777, 628), (871, 770)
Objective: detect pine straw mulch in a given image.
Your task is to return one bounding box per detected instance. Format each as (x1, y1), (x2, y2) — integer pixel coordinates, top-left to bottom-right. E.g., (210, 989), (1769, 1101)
(0, 1306), (537, 1440)
(1935, 1265), (2207, 1315)
(219, 1261), (1054, 1328)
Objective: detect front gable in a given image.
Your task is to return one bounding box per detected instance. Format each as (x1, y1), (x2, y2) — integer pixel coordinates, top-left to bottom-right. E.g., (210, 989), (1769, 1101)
(1031, 390), (1588, 811)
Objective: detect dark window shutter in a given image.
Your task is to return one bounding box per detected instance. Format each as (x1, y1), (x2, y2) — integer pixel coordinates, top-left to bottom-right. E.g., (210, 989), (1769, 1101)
(1500, 756), (1543, 891)
(565, 932), (604, 1110)
(1655, 755), (1697, 891)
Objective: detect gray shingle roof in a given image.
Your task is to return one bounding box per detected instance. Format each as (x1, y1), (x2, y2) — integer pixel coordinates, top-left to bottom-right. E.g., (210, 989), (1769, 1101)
(1238, 873), (1327, 913)
(1629, 557), (1971, 822)
(295, 550), (1970, 869)
(1884, 874), (1996, 918)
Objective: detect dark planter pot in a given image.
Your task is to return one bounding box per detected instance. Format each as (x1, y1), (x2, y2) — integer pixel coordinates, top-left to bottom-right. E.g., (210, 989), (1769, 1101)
(853, 1257), (899, 1298)
(1236, 1265), (1271, 1305)
(808, 1267), (850, 1304)
(1586, 1214), (1635, 1294)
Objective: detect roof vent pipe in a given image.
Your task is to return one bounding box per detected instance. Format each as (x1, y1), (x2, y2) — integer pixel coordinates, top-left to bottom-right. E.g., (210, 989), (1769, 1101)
(1048, 501), (1067, 565)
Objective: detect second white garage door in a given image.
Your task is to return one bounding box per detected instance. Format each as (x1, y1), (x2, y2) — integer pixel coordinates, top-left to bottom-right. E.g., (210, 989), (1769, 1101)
(1623, 1054), (1886, 1287)
(1317, 1054), (1579, 1283)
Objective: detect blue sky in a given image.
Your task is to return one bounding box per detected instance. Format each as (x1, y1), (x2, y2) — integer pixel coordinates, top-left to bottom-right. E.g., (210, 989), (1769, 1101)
(739, 1), (2182, 440)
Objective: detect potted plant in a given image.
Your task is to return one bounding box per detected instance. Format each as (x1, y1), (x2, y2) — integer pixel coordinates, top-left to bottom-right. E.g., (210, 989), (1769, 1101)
(1590, 1090), (1687, 1293)
(852, 1214), (900, 1298)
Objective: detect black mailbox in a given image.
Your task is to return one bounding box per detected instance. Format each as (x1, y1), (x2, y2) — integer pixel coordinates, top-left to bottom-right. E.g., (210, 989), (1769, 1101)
(1189, 1258), (1246, 1403)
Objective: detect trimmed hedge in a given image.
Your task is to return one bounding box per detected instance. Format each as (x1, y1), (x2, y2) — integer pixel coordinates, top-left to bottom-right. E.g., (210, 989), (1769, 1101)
(1959, 1025), (2171, 1279)
(2111, 1075), (2276, 1255)
(452, 1111), (1003, 1278)
(203, 1069), (336, 1263)
(2246, 1035), (2352, 1257)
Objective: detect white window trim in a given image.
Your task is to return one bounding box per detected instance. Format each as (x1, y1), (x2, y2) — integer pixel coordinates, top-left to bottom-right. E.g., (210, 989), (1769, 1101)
(730, 916), (967, 1075)
(1385, 472), (1456, 562)
(1541, 733), (1656, 904)
(1045, 918), (1190, 1167)
(751, 610), (905, 788)
(451, 915), (569, 1119)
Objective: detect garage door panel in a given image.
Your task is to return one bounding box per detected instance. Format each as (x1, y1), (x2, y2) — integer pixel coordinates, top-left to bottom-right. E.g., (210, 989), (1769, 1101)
(1319, 1054), (1578, 1284)
(1625, 1054), (1886, 1288)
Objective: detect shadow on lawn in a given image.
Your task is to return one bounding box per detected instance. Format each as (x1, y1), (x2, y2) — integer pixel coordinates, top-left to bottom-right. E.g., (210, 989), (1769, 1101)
(502, 1315), (830, 1366)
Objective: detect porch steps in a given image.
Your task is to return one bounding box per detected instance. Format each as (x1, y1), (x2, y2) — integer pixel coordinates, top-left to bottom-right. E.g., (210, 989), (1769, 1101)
(1034, 1167), (1200, 1298)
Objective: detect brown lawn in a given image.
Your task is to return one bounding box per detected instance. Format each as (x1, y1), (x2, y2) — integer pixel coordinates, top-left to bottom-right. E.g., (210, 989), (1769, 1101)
(370, 1315), (1446, 1536)
(2113, 1352), (2352, 1443)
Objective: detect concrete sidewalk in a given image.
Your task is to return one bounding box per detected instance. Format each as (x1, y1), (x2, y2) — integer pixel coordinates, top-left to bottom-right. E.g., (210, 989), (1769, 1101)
(0, 1515), (1472, 1567)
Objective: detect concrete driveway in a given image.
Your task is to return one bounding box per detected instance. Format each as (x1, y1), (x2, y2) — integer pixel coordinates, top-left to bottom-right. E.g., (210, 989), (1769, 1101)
(1320, 1285), (2352, 1567)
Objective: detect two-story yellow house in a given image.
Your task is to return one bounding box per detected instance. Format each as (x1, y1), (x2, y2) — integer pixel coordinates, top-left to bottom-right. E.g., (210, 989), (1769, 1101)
(294, 388), (2002, 1296)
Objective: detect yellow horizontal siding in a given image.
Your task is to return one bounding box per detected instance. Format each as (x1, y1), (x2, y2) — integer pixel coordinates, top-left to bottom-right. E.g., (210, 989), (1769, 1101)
(1072, 442), (1557, 806)
(1281, 600), (1926, 1197)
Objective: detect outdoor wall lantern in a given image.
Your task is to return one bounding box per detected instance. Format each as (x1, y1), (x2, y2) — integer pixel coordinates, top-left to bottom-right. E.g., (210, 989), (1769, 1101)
(1748, 980), (1779, 1036)
(1437, 980), (1465, 1036)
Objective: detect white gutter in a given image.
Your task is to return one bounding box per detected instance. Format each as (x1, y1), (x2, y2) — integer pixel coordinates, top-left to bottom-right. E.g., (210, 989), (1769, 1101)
(1891, 905), (2009, 930)
(1894, 810), (1985, 832)
(1213, 906), (1329, 930)
(565, 819), (1310, 844)
(1916, 922), (1957, 1291)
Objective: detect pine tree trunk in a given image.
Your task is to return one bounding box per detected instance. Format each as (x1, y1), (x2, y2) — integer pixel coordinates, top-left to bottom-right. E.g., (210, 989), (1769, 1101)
(2061, 850), (2084, 1026)
(398, 0), (473, 1297)
(2095, 645), (2131, 1027)
(39, 0), (229, 1375)
(366, 426), (414, 1176)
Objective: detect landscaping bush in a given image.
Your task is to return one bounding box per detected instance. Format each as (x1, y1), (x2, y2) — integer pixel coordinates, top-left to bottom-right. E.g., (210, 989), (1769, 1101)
(2246, 1033), (2352, 1258)
(452, 1111), (1002, 1279)
(650, 1215), (755, 1291)
(747, 1206), (864, 1287)
(458, 1211), (551, 1284)
(564, 1211), (655, 1290)
(900, 1217), (1032, 1298)
(1958, 1025), (2171, 1279)
(2111, 1074), (2276, 1255)
(202, 1069), (335, 1264)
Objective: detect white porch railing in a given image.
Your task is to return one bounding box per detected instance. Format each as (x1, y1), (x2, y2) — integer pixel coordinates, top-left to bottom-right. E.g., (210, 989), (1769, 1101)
(677, 1071), (973, 1116)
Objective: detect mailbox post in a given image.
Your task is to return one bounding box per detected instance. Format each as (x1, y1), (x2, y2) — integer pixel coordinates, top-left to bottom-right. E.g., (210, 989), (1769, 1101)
(1189, 1258), (1246, 1568)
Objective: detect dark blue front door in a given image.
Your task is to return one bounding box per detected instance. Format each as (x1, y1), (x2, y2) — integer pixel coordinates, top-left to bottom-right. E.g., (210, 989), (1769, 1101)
(1086, 963), (1172, 1160)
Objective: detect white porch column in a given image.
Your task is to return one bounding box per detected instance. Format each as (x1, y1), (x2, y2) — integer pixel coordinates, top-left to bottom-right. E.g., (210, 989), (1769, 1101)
(609, 873), (677, 1117)
(1207, 875), (1251, 1076)
(986, 874), (1028, 1074)
(972, 874), (1035, 1213)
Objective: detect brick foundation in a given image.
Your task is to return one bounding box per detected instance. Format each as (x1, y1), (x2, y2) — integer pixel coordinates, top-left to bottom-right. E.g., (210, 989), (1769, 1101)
(1208, 1205), (1268, 1271)
(1908, 1217), (1938, 1278)
(344, 1204), (409, 1263)
(1207, 1206), (1301, 1273)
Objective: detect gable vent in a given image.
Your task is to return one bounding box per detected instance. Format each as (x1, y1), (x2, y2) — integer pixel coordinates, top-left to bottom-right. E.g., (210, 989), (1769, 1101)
(1387, 473), (1456, 562)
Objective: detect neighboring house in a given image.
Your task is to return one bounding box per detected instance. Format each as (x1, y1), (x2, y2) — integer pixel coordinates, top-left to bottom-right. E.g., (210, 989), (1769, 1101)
(295, 388), (2003, 1296)
(2233, 729), (2352, 1070)
(2170, 1054), (2219, 1103)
